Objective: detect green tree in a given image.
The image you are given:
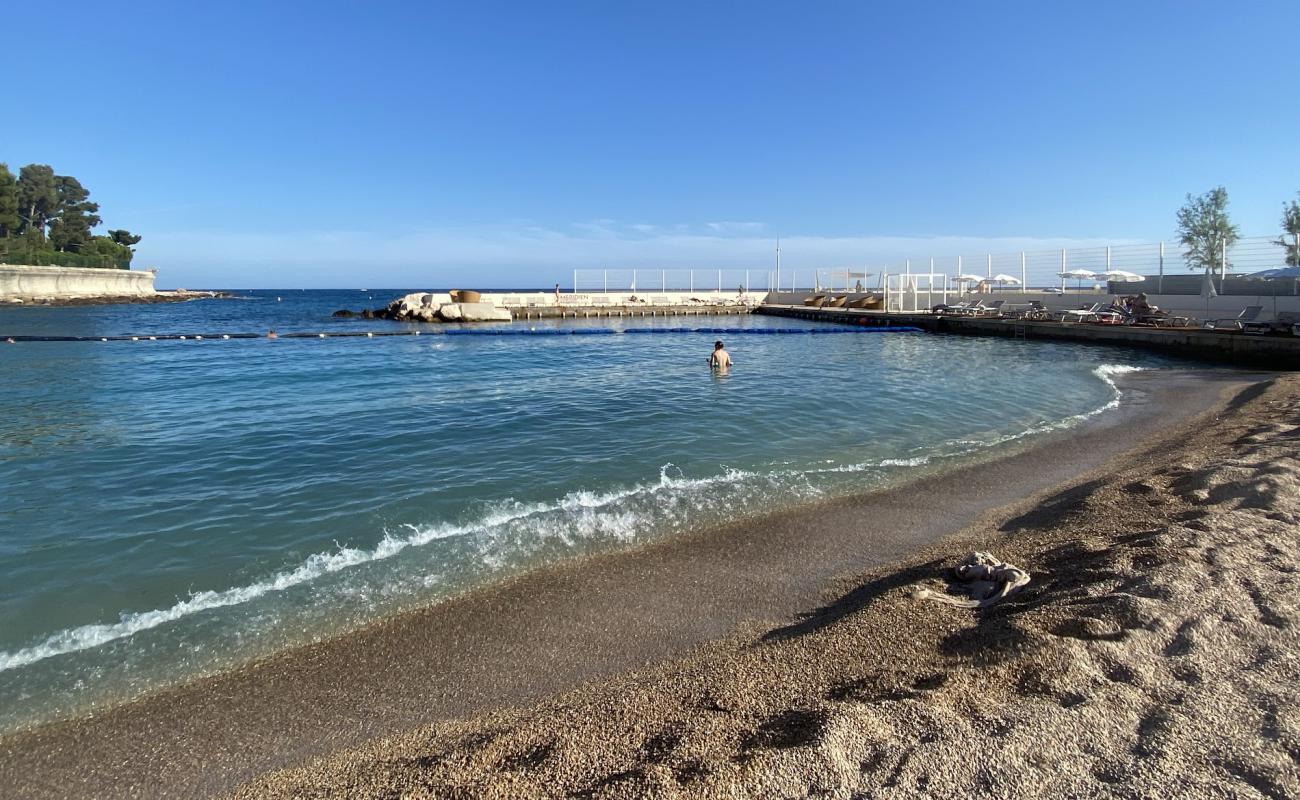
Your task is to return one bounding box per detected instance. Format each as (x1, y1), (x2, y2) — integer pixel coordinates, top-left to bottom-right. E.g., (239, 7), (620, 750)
(16, 164), (59, 242)
(2, 161), (138, 267)
(1275, 193), (1300, 267)
(0, 163), (19, 237)
(87, 235), (134, 265)
(47, 175), (101, 252)
(1176, 186), (1240, 277)
(108, 228), (142, 248)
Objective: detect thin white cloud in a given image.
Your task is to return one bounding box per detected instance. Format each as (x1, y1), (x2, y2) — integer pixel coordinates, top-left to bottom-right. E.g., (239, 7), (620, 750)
(705, 221), (767, 234)
(137, 222), (1133, 289)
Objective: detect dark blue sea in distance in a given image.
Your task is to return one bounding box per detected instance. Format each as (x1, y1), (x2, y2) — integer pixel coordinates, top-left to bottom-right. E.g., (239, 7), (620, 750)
(0, 290), (1184, 732)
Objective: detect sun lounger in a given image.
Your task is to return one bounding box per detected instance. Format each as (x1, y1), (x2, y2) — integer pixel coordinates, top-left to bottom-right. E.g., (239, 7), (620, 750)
(1133, 311), (1193, 328)
(1273, 311), (1300, 335)
(933, 300), (973, 315)
(1052, 303), (1103, 323)
(1209, 305), (1264, 331)
(827, 295), (848, 308)
(803, 294), (827, 308)
(971, 299), (1005, 317)
(1006, 300), (1049, 320)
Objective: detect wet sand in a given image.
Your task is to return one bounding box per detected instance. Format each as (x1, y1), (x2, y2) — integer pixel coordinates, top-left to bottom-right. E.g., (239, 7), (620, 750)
(0, 369), (1274, 799)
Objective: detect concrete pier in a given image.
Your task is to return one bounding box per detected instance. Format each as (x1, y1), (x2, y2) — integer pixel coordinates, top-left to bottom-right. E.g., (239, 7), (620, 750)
(757, 305), (1300, 369)
(475, 290), (760, 320)
(511, 304), (752, 320)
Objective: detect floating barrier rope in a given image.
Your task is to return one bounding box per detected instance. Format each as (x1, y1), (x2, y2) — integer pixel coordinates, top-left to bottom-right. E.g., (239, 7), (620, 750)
(2, 326), (922, 343)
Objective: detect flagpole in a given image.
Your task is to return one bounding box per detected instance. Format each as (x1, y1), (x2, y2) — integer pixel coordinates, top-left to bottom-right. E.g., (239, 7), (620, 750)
(775, 237), (781, 292)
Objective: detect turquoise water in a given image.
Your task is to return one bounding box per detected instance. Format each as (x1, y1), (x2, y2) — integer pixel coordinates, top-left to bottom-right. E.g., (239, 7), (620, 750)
(0, 291), (1180, 732)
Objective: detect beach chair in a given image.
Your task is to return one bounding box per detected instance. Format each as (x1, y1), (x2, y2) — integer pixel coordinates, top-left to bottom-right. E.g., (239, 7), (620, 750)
(827, 295), (848, 308)
(971, 299), (1005, 317)
(1010, 300), (1049, 320)
(942, 299), (985, 316)
(934, 300), (972, 315)
(803, 294), (827, 308)
(1274, 311), (1300, 335)
(1052, 303), (1102, 323)
(1091, 303), (1133, 325)
(1209, 305), (1264, 331)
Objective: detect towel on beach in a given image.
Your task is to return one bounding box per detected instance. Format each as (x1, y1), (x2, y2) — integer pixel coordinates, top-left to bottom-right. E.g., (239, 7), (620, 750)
(912, 552), (1031, 608)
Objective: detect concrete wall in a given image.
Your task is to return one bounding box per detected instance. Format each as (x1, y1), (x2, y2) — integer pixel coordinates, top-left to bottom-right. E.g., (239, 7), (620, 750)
(0, 264), (157, 300)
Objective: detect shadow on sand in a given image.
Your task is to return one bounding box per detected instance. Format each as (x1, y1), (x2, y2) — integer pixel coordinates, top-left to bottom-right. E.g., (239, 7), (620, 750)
(758, 559), (946, 643)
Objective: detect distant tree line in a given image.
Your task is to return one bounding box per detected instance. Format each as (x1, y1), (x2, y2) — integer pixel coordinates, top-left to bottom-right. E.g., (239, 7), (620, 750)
(1177, 187), (1300, 274)
(0, 163), (141, 269)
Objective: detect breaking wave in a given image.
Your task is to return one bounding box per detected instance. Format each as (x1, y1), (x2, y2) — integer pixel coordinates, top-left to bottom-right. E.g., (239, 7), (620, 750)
(0, 465), (764, 672)
(0, 364), (1143, 673)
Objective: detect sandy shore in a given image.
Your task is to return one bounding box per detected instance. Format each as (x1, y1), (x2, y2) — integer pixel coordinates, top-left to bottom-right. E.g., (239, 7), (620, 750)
(0, 369), (1289, 798)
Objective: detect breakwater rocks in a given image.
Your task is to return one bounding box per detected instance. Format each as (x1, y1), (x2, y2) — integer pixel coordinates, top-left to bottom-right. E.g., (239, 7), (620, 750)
(333, 292), (512, 323)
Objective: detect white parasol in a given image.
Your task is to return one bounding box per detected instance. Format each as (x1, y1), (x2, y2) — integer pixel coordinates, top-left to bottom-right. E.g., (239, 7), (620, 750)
(1057, 267), (1096, 291)
(1100, 270), (1144, 283)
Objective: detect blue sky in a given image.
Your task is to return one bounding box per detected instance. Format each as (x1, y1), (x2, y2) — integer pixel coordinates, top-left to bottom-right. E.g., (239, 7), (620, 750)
(6, 1), (1298, 288)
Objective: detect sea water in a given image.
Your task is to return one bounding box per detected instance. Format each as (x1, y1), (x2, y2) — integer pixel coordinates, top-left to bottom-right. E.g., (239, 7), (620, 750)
(0, 290), (1181, 732)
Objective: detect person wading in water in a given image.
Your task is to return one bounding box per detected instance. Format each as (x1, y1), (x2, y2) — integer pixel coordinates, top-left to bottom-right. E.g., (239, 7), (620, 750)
(708, 340), (732, 371)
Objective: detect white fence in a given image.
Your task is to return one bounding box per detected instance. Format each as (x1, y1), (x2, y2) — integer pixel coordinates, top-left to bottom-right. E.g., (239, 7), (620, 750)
(571, 234), (1299, 296)
(572, 269), (784, 294)
(873, 234), (1299, 293)
(571, 268), (846, 294)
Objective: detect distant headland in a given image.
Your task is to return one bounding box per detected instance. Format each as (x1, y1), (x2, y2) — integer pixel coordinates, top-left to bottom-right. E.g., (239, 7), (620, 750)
(0, 161), (176, 305)
(0, 162), (141, 270)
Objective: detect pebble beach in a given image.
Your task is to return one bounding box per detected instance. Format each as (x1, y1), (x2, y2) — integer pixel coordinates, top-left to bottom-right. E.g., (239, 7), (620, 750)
(226, 372), (1299, 799)
(2, 367), (1290, 798)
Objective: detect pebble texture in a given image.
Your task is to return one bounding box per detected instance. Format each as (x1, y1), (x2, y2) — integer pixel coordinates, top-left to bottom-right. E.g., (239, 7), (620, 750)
(230, 376), (1300, 799)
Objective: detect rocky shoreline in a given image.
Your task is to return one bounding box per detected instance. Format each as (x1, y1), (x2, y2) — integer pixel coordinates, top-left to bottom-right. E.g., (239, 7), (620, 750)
(332, 291), (512, 323)
(1, 289), (231, 308)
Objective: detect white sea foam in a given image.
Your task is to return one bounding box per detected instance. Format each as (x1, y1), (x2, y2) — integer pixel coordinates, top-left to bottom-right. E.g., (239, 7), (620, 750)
(0, 464), (757, 673)
(943, 363), (1145, 453)
(879, 456), (933, 467)
(0, 366), (1146, 673)
(806, 456), (933, 474)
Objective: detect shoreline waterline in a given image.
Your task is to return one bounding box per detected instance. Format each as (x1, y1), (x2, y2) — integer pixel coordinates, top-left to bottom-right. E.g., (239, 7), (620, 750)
(0, 361), (1138, 682)
(0, 303), (1177, 740)
(0, 367), (1268, 799)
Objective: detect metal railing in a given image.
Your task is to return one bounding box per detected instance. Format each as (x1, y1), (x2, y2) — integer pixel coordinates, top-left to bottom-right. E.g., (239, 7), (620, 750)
(570, 267), (875, 294)
(573, 234), (1299, 298)
(873, 234), (1299, 294)
(572, 269), (781, 294)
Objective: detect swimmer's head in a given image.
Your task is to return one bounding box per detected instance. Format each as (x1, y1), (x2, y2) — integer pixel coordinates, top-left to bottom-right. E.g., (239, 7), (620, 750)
(714, 340), (724, 350)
